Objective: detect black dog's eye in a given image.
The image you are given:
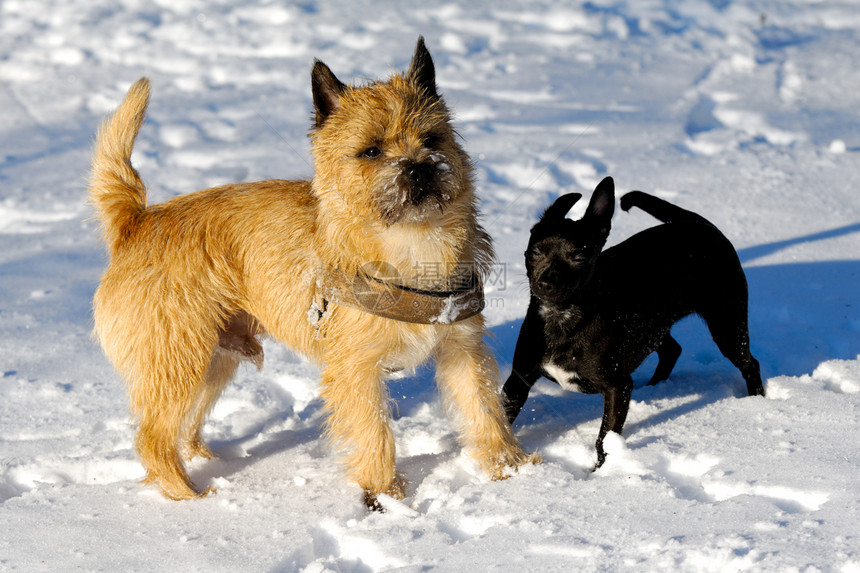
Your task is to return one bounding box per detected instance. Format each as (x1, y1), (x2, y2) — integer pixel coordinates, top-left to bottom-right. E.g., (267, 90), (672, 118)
(567, 250), (588, 265)
(360, 146), (382, 159)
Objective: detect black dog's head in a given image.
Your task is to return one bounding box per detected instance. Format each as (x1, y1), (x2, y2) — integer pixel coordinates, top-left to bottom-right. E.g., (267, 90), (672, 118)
(526, 176), (615, 305)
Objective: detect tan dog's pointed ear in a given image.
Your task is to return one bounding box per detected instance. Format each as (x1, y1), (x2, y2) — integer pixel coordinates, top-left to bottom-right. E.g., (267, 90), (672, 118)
(407, 36), (437, 99)
(312, 59), (347, 127)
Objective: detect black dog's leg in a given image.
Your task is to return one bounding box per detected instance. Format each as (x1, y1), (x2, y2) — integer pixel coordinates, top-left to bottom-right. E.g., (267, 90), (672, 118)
(702, 306), (765, 397)
(503, 369), (541, 425)
(647, 334), (681, 386)
(594, 375), (635, 469)
(741, 356), (765, 397)
(502, 311), (545, 424)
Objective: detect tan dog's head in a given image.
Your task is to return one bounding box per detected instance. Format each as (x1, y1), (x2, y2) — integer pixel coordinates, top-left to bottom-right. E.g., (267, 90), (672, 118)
(309, 37), (473, 226)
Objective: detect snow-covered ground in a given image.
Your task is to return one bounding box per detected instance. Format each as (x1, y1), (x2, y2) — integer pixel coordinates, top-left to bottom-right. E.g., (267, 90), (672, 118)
(2, 1), (859, 570)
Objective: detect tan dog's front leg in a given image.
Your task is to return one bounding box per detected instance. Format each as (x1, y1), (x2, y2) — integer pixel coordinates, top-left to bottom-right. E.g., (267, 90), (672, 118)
(435, 316), (539, 479)
(319, 355), (406, 508)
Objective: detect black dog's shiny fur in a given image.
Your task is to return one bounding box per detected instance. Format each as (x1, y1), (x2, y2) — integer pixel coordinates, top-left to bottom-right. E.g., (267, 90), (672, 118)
(503, 176), (765, 468)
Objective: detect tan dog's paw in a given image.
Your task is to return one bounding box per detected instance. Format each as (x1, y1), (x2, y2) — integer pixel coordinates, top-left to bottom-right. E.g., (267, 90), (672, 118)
(182, 440), (218, 461)
(363, 472), (409, 511)
(143, 472), (215, 500)
(162, 484), (216, 501)
(181, 439), (216, 461)
(488, 449), (542, 482)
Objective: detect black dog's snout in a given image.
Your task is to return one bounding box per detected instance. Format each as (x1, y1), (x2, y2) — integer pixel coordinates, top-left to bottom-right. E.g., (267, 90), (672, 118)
(537, 271), (559, 292)
(533, 265), (565, 300)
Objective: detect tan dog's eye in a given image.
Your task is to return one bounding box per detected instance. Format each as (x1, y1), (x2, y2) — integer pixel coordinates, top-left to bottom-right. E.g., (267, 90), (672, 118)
(423, 134), (441, 149)
(360, 146), (382, 159)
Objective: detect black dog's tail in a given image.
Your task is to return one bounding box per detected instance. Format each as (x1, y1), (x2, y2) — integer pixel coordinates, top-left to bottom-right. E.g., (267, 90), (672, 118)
(620, 191), (714, 228)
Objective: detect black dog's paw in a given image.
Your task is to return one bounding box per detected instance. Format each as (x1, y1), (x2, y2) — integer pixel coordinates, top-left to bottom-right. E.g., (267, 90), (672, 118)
(592, 450), (607, 472)
(619, 190), (646, 212)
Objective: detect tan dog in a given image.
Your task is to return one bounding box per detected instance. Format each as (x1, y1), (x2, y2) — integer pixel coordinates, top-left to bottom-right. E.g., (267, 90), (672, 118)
(89, 38), (535, 506)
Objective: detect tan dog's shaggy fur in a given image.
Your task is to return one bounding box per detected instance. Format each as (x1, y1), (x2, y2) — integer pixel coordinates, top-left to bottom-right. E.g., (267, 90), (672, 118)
(89, 39), (535, 505)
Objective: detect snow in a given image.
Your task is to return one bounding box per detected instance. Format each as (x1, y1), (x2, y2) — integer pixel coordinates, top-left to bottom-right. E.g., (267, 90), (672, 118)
(2, 0), (859, 571)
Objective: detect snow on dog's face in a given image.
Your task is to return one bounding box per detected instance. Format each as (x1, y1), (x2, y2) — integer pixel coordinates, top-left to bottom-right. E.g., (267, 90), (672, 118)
(526, 177), (615, 306)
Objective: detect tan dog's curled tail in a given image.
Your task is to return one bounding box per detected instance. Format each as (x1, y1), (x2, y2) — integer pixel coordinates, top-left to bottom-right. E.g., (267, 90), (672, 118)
(89, 77), (151, 254)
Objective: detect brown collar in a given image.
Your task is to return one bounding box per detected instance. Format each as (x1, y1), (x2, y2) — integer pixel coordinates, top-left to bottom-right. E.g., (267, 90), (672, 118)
(317, 265), (484, 324)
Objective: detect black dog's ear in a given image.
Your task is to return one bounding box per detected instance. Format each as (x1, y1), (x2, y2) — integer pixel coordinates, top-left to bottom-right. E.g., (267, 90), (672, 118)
(312, 60), (348, 127)
(585, 176), (615, 241)
(542, 192), (582, 222)
(407, 36), (438, 99)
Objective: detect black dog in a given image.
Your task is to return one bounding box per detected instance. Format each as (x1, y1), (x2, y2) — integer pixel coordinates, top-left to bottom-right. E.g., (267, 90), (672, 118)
(503, 176), (765, 468)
